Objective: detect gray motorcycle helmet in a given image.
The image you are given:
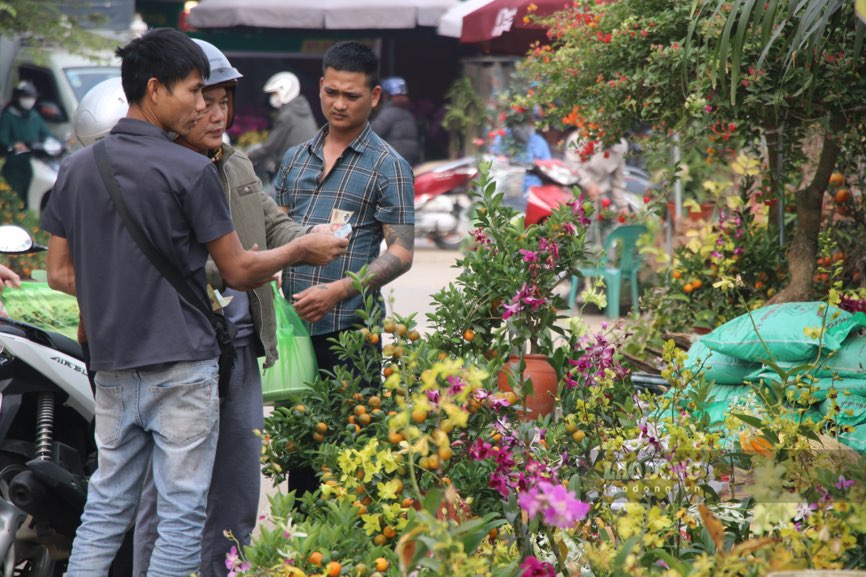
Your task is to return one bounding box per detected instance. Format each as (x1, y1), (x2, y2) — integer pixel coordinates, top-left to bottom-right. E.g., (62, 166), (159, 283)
(193, 39), (242, 87)
(192, 38), (243, 129)
(73, 76), (128, 147)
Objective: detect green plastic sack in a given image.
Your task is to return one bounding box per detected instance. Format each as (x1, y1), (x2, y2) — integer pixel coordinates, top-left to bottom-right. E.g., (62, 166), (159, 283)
(775, 334), (866, 378)
(819, 393), (866, 427)
(821, 395), (866, 453)
(260, 284), (318, 405)
(2, 281), (80, 340)
(745, 368), (866, 404)
(685, 340), (761, 385)
(701, 302), (866, 363)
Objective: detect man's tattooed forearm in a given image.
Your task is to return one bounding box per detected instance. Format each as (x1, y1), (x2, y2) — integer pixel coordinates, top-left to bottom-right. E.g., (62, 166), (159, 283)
(365, 251), (409, 289)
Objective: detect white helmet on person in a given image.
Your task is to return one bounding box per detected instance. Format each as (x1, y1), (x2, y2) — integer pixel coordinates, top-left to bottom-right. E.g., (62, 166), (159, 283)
(263, 72), (300, 108)
(381, 77), (408, 96)
(73, 76), (128, 147)
(192, 39), (243, 129)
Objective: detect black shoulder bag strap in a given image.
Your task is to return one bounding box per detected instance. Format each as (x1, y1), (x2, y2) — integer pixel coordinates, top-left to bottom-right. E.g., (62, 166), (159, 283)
(92, 139), (234, 395)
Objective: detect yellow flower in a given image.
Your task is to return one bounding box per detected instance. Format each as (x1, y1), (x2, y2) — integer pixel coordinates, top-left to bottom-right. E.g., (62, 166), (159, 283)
(376, 479), (402, 501)
(361, 512), (383, 535)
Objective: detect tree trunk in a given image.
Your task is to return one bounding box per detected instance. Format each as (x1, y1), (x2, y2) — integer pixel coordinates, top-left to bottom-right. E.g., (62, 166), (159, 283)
(769, 113), (845, 304)
(763, 115), (782, 230)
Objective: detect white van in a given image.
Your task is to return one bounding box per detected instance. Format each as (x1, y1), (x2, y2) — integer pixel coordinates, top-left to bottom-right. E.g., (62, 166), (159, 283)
(1, 37), (121, 211)
(1, 38), (121, 145)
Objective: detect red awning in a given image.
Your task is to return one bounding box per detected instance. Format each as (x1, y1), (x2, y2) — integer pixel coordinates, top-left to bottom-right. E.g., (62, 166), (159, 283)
(438, 0), (570, 44)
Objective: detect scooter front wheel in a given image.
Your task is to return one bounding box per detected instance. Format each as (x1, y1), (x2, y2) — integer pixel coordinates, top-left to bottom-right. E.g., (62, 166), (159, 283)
(431, 231), (466, 251)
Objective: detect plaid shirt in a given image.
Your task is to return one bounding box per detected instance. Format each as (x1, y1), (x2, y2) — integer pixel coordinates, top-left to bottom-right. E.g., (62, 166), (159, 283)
(275, 123), (414, 335)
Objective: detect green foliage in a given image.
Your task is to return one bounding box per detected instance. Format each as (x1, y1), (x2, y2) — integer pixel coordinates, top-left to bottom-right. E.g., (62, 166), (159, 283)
(441, 75), (488, 157)
(426, 162), (589, 357)
(0, 0), (117, 56)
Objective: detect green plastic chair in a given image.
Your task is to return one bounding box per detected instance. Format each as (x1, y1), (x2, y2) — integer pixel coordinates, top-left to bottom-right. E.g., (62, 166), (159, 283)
(568, 224), (647, 319)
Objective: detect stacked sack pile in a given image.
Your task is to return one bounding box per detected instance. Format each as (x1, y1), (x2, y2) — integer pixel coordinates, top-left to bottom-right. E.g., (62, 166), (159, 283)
(680, 302), (866, 452)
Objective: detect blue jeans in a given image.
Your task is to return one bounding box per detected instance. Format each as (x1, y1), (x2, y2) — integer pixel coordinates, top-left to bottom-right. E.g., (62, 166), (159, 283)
(133, 344), (263, 577)
(65, 359), (220, 577)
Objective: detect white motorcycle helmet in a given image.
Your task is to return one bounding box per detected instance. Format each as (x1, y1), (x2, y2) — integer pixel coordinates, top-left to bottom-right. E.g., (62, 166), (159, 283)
(263, 71), (300, 108)
(73, 77), (128, 147)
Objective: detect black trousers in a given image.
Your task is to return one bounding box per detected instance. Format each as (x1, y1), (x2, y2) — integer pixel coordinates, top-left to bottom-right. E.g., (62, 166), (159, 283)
(288, 330), (381, 498)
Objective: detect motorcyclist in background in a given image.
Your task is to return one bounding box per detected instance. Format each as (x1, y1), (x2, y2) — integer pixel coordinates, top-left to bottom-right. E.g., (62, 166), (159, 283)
(0, 80), (52, 208)
(489, 112), (552, 212)
(247, 71), (318, 184)
(371, 76), (419, 165)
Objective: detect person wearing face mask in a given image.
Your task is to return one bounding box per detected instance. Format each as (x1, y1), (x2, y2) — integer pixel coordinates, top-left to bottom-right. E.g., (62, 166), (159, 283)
(490, 117), (552, 212)
(247, 71), (318, 184)
(0, 80), (51, 208)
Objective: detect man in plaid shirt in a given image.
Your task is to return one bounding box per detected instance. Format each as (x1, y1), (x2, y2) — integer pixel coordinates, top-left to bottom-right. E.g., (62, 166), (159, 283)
(275, 41), (415, 495)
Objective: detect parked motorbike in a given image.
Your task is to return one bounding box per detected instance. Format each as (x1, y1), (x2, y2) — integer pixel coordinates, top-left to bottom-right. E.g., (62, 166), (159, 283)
(412, 157), (477, 250)
(522, 159), (584, 225)
(0, 225), (93, 576)
(521, 158), (653, 226)
(26, 138), (64, 214)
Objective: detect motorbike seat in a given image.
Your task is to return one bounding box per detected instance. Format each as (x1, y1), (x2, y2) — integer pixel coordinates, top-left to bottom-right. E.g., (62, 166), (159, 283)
(0, 322), (83, 360)
(43, 331), (84, 361)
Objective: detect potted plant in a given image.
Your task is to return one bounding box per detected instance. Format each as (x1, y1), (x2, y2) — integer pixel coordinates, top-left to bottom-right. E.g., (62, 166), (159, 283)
(426, 162), (591, 417)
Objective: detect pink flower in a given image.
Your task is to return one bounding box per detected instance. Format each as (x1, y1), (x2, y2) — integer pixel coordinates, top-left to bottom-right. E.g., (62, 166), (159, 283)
(502, 300), (523, 320)
(836, 475), (855, 491)
(518, 480), (590, 528)
(520, 556), (555, 577)
(520, 248), (539, 263)
(226, 546), (251, 576)
(446, 375), (466, 396)
(469, 438), (494, 460)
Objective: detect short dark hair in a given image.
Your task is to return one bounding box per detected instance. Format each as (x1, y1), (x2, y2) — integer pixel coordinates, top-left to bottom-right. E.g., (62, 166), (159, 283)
(322, 41), (379, 89)
(116, 28), (210, 104)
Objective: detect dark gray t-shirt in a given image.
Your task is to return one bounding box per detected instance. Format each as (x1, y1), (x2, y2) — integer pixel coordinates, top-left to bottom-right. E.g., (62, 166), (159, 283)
(41, 118), (235, 372)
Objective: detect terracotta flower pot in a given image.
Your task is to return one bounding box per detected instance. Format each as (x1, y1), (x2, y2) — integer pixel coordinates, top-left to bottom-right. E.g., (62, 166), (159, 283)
(497, 354), (558, 419)
(688, 201), (716, 222)
(666, 201), (716, 222)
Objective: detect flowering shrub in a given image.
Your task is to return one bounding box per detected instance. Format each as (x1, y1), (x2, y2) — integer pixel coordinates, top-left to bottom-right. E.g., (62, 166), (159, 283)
(229, 161), (866, 577)
(426, 161), (589, 358)
(632, 153), (787, 344)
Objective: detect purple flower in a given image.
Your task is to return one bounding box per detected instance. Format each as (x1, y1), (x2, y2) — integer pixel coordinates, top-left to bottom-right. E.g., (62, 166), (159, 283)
(226, 546), (250, 576)
(523, 296), (547, 311)
(519, 484), (545, 518)
(518, 480), (590, 529)
(520, 556), (556, 577)
(426, 389), (441, 405)
(519, 248), (539, 263)
(446, 375), (466, 396)
(539, 237), (560, 261)
(836, 475), (855, 491)
(502, 300), (523, 320)
(469, 438), (493, 460)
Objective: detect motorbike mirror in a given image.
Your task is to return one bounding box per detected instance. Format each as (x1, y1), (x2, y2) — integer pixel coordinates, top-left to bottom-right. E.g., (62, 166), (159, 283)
(0, 226), (47, 254)
(37, 100), (68, 123)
